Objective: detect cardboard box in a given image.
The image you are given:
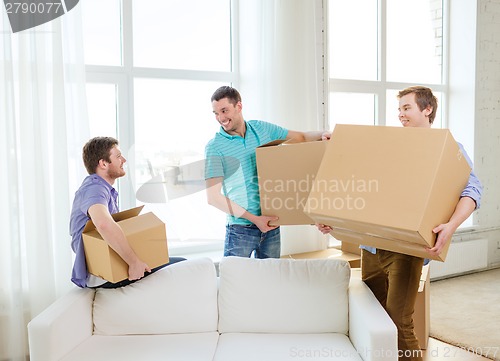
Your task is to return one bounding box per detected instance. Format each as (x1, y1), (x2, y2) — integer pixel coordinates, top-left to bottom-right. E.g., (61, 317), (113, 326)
(256, 139), (328, 225)
(339, 240), (361, 256)
(304, 124), (471, 262)
(414, 264), (430, 350)
(283, 247), (361, 268)
(82, 206), (169, 283)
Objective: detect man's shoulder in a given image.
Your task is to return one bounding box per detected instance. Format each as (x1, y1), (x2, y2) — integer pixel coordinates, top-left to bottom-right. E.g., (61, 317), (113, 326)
(83, 174), (109, 186)
(205, 135), (218, 147)
(248, 119), (287, 133)
(76, 175), (112, 198)
(247, 120), (288, 143)
(205, 135), (223, 153)
(247, 119), (268, 128)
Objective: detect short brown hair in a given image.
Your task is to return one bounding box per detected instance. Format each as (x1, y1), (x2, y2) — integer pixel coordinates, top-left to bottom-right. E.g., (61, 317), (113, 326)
(211, 86), (241, 105)
(398, 86), (438, 124)
(82, 137), (118, 174)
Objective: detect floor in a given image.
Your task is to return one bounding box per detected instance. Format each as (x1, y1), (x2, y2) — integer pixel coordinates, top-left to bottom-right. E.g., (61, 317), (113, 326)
(423, 338), (493, 360)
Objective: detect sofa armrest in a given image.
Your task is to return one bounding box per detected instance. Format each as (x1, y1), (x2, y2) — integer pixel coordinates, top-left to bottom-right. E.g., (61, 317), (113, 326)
(348, 278), (398, 361)
(28, 288), (95, 361)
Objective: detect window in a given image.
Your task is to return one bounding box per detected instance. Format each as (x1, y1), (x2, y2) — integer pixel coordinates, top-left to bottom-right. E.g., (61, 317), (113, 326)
(82, 0), (234, 254)
(327, 0), (445, 128)
(326, 0), (476, 228)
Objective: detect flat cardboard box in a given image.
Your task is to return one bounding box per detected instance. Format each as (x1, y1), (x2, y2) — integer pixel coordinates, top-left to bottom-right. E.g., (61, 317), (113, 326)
(304, 124), (471, 261)
(414, 264), (430, 350)
(283, 247), (361, 268)
(256, 140), (328, 225)
(82, 205), (169, 283)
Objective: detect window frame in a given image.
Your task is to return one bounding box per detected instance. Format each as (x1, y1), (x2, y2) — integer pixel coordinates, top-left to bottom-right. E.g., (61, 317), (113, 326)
(324, 0), (449, 128)
(84, 0), (237, 254)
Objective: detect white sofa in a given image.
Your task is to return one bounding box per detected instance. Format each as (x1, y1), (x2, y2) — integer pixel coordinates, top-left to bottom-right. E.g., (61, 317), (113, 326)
(28, 257), (397, 361)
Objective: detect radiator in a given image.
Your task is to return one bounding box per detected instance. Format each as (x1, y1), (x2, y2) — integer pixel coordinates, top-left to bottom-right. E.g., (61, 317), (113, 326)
(430, 238), (488, 280)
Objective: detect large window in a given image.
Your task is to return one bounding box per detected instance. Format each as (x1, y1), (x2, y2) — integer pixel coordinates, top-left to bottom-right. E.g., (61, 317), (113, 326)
(326, 0), (477, 228)
(82, 0), (234, 255)
(327, 0), (445, 128)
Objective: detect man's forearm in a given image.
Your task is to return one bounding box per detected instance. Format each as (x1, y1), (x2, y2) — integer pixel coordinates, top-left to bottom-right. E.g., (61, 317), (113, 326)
(448, 196), (477, 230)
(96, 220), (142, 266)
(304, 130), (327, 142)
(207, 191), (251, 221)
(287, 130), (330, 143)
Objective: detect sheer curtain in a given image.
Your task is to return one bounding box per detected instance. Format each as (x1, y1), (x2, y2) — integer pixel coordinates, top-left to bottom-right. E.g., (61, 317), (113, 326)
(0, 5), (88, 360)
(238, 0), (328, 255)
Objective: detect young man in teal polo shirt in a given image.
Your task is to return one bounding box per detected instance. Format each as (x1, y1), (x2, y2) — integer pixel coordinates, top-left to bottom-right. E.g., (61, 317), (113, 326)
(205, 86), (330, 259)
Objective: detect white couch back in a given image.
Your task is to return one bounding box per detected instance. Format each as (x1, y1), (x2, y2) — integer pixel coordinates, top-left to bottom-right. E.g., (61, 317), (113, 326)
(217, 257), (350, 334)
(92, 257), (218, 335)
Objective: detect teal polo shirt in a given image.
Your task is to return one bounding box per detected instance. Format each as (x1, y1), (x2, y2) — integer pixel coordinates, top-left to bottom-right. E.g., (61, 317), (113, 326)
(205, 120), (288, 225)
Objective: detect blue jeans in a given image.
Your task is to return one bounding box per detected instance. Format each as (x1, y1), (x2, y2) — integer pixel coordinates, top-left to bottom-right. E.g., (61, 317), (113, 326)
(224, 224), (280, 258)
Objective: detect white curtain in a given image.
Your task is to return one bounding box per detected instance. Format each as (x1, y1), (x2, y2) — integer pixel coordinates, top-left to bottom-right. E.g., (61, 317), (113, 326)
(0, 5), (88, 360)
(237, 0), (328, 255)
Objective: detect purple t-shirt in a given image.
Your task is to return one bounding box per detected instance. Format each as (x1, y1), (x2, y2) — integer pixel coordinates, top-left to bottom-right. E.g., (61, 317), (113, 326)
(69, 174), (119, 287)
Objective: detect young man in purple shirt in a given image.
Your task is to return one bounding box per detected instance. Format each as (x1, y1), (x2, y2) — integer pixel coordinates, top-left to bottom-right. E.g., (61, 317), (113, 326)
(70, 137), (183, 288)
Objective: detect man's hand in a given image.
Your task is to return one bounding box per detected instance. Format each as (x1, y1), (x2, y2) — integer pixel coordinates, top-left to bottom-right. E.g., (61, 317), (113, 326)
(426, 196), (477, 258)
(128, 260), (152, 281)
(316, 223), (332, 234)
(426, 222), (456, 257)
(253, 215), (279, 233)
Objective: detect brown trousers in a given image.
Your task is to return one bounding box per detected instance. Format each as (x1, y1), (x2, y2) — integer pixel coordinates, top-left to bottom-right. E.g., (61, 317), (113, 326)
(362, 249), (424, 361)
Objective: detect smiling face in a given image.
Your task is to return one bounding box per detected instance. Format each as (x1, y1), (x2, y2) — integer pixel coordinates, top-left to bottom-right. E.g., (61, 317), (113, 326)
(398, 93), (433, 128)
(212, 97), (245, 136)
(102, 145), (127, 182)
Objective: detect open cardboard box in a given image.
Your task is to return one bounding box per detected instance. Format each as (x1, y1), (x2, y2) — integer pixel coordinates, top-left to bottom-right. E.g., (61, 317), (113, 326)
(256, 139), (327, 225)
(304, 124), (471, 262)
(82, 205), (169, 283)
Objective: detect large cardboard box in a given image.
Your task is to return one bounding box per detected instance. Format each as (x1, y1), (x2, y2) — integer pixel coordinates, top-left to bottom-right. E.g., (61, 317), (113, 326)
(82, 206), (169, 283)
(256, 139), (328, 225)
(340, 240), (361, 255)
(304, 124), (471, 261)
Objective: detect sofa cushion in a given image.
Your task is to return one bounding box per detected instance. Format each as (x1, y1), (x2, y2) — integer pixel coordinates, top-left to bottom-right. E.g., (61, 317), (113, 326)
(93, 257), (218, 335)
(213, 333), (363, 361)
(218, 257), (350, 334)
(60, 333), (220, 361)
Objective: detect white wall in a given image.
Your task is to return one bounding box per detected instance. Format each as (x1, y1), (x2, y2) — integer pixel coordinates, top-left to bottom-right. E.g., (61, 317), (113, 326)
(448, 0), (500, 269)
(473, 0), (500, 267)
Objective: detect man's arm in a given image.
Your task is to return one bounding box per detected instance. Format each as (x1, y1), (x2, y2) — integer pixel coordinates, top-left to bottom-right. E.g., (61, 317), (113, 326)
(428, 144), (483, 257)
(88, 204), (151, 280)
(427, 196), (477, 257)
(206, 177), (278, 232)
(286, 130), (331, 142)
